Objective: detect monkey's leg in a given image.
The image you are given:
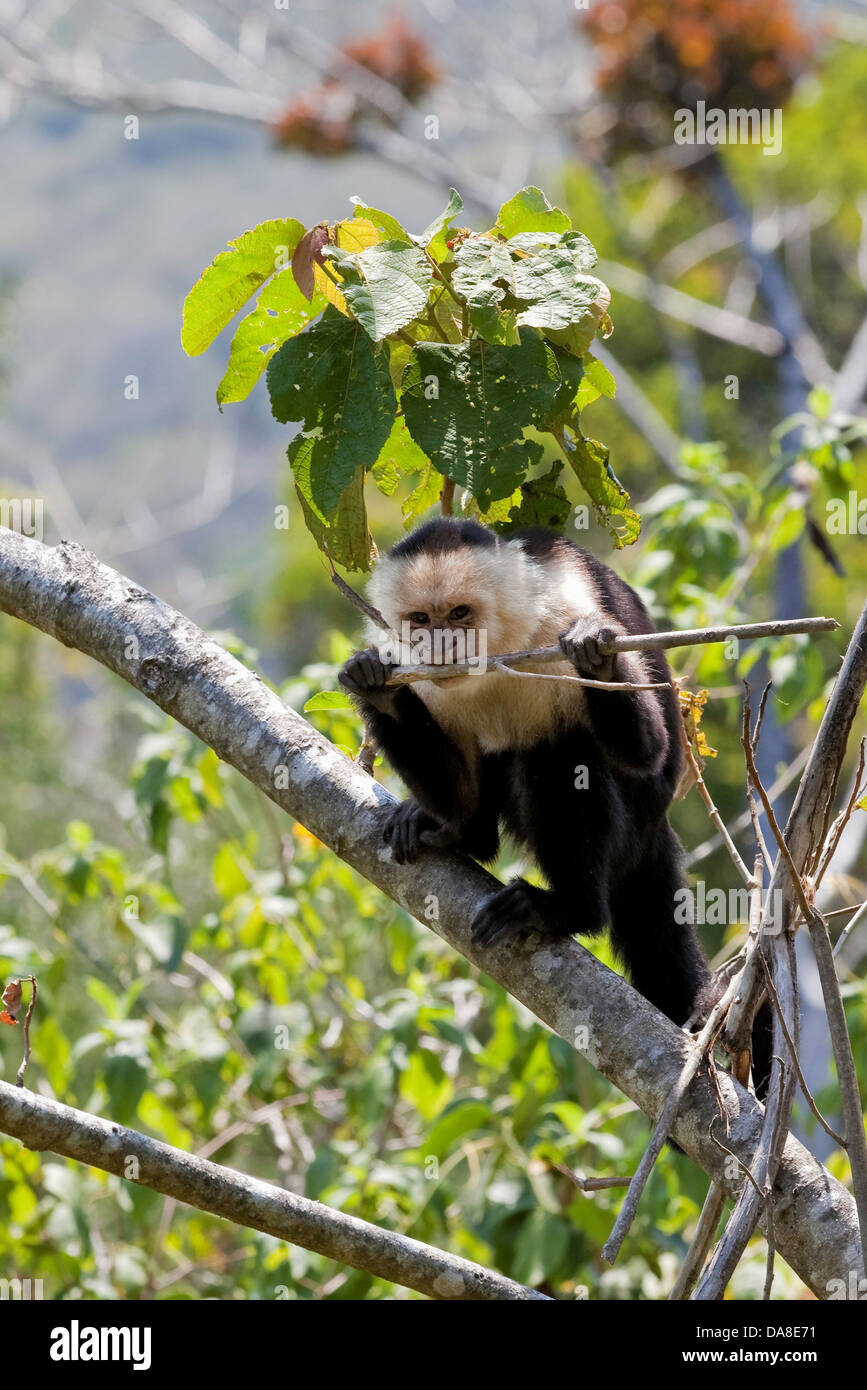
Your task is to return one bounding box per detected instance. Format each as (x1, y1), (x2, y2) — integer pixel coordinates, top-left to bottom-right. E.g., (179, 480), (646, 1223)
(608, 825), (709, 1026)
(472, 742), (612, 947)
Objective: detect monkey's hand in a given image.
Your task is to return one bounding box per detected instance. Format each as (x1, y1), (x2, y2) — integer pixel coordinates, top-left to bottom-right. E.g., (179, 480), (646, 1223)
(559, 618), (619, 683)
(383, 799), (461, 864)
(338, 648), (399, 713)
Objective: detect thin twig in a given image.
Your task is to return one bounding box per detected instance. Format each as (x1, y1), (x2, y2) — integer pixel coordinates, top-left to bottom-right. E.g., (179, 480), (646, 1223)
(601, 944), (756, 1265)
(15, 976), (37, 1087)
(805, 905), (867, 1272)
(384, 617), (838, 687)
(813, 739), (867, 888)
(833, 898), (867, 959)
(677, 704), (753, 887)
(668, 1182), (727, 1300)
(741, 685), (814, 923)
(758, 952), (844, 1146)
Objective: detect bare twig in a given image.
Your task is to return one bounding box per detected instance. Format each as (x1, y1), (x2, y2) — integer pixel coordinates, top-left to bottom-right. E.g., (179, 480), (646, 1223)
(758, 953), (844, 1147)
(14, 976), (37, 1087)
(678, 705), (753, 887)
(833, 899), (867, 960)
(601, 941), (756, 1265)
(384, 617), (838, 688)
(805, 905), (867, 1271)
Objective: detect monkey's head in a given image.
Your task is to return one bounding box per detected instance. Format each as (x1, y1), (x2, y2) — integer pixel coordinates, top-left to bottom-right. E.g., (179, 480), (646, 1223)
(368, 518), (545, 669)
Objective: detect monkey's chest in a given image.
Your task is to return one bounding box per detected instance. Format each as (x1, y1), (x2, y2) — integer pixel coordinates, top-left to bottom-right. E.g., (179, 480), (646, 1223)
(420, 667), (587, 753)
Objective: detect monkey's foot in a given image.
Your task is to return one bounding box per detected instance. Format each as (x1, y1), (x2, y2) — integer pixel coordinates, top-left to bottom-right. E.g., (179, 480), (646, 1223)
(382, 801), (459, 865)
(471, 879), (556, 947)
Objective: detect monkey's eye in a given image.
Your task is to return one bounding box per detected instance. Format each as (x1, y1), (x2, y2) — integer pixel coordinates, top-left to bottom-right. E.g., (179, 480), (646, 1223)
(408, 612), (429, 625)
(450, 605), (470, 621)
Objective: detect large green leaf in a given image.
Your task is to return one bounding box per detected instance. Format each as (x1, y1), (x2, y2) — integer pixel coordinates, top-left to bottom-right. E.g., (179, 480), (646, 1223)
(401, 332), (559, 507)
(181, 218), (305, 356)
(451, 236), (517, 339)
(294, 466), (373, 571)
(497, 461), (571, 531)
(371, 415), (429, 495)
(326, 241), (434, 341)
(417, 188), (463, 251)
(494, 186), (571, 239)
(269, 311), (396, 520)
(401, 464), (443, 523)
(216, 272), (326, 405)
(350, 197), (410, 242)
(512, 248), (607, 331)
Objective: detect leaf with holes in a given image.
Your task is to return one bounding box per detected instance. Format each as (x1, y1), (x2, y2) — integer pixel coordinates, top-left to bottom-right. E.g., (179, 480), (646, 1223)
(269, 310), (395, 520)
(216, 272), (326, 405)
(294, 466), (373, 572)
(401, 332), (559, 508)
(450, 236), (517, 339)
(182, 218), (305, 355)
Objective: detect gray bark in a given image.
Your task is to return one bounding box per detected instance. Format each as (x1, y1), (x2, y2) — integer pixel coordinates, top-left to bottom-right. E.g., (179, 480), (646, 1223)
(0, 1080), (547, 1300)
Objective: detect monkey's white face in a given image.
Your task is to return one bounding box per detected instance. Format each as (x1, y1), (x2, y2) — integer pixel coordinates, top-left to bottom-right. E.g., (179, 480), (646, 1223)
(368, 539), (543, 668)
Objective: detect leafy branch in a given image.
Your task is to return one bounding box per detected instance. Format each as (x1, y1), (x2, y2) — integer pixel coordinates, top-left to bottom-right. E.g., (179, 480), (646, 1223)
(181, 186), (635, 568)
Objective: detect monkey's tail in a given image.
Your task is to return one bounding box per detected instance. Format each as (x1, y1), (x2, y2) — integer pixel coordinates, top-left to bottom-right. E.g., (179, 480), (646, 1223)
(751, 998), (775, 1101)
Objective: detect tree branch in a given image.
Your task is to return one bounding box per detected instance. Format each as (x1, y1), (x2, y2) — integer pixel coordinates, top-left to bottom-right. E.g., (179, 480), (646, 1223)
(0, 1081), (547, 1301)
(0, 527), (861, 1297)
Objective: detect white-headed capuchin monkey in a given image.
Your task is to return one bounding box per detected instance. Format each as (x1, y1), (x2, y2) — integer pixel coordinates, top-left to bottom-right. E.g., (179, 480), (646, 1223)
(339, 518), (711, 1034)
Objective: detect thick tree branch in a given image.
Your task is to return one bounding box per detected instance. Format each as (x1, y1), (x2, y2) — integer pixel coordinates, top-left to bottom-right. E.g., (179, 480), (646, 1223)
(0, 527), (862, 1297)
(0, 1081), (546, 1301)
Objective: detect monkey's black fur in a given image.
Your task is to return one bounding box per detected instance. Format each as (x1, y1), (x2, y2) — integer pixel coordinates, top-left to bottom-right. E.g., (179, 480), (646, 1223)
(341, 520), (769, 1095)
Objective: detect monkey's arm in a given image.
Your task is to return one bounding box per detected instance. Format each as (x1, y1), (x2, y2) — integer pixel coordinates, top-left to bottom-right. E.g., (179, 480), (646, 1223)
(339, 649), (499, 863)
(559, 618), (670, 774)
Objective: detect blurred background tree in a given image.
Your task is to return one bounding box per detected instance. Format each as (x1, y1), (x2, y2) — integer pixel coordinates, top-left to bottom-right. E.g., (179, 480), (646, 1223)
(0, 0), (865, 1299)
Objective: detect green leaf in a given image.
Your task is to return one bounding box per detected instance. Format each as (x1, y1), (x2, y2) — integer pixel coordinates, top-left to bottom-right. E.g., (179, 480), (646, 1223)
(544, 346), (586, 431)
(451, 236), (516, 338)
(371, 415), (430, 495)
(216, 271), (326, 405)
(496, 461), (571, 531)
(567, 433), (641, 548)
(494, 186), (571, 239)
(213, 842), (249, 898)
(417, 188), (463, 249)
(104, 1054), (149, 1125)
(327, 241), (434, 342)
(512, 249), (607, 332)
(304, 690), (353, 712)
(511, 1209), (571, 1286)
(401, 332), (559, 507)
(181, 218), (305, 356)
(401, 464), (443, 524)
(424, 1100), (492, 1160)
(293, 465), (373, 571)
(268, 311), (396, 519)
(581, 351), (616, 398)
(350, 197), (409, 242)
